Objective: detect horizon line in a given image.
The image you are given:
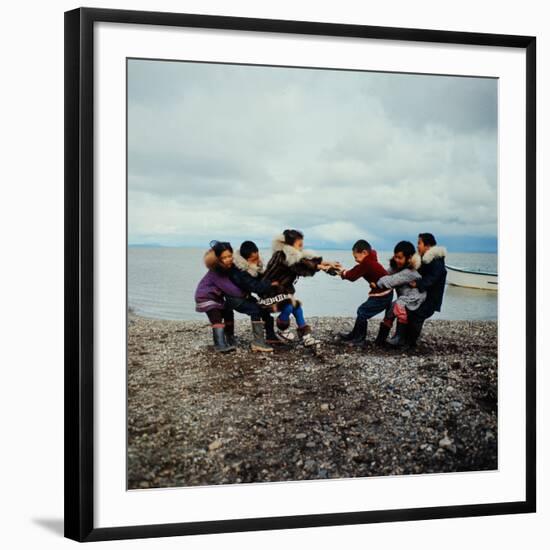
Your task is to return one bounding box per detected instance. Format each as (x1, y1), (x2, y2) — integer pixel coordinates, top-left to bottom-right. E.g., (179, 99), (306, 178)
(128, 243), (498, 253)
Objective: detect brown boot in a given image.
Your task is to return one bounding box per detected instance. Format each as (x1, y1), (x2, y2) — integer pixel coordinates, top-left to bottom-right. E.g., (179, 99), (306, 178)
(297, 325), (320, 347)
(276, 317), (296, 343)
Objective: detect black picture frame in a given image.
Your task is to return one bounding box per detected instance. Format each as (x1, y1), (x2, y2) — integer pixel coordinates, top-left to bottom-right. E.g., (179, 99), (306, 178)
(64, 7), (537, 542)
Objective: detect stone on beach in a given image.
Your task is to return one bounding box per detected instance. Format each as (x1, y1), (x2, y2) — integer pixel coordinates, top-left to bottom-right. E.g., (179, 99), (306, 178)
(127, 315), (498, 489)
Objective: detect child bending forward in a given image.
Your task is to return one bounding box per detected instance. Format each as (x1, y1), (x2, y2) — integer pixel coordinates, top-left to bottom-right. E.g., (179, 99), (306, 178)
(230, 240), (281, 345)
(258, 229), (338, 347)
(194, 241), (273, 353)
(374, 240), (427, 347)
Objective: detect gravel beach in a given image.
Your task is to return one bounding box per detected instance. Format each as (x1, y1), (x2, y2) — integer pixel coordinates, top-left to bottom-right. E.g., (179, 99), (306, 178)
(127, 316), (497, 489)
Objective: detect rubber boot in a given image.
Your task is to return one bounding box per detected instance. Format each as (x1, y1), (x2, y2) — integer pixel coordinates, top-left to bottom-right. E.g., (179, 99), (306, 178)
(338, 317), (367, 344)
(297, 325), (321, 347)
(212, 325), (235, 353)
(224, 321), (237, 347)
(250, 320), (274, 352)
(338, 318), (359, 341)
(375, 322), (391, 347)
(264, 315), (282, 345)
(405, 320), (423, 350)
(387, 322), (407, 347)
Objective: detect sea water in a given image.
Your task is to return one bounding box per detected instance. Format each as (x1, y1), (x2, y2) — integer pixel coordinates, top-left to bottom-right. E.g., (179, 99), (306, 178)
(128, 247), (497, 321)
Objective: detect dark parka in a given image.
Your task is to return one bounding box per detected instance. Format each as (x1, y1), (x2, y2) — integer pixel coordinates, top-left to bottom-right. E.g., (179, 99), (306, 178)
(258, 234), (322, 310)
(413, 245), (447, 318)
(228, 251), (273, 296)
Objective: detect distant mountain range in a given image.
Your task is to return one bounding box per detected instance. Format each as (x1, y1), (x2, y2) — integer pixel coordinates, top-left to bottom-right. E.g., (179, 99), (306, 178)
(128, 243), (166, 248)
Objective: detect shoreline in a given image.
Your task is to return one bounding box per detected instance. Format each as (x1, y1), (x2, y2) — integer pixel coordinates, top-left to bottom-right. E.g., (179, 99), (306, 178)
(128, 316), (497, 489)
(129, 310), (498, 323)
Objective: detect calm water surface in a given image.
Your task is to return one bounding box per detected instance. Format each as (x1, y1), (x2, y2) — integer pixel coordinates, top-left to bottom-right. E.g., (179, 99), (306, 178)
(128, 248), (498, 321)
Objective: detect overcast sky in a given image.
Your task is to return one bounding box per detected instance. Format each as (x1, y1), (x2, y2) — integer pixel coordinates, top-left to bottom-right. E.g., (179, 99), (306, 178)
(128, 59), (497, 252)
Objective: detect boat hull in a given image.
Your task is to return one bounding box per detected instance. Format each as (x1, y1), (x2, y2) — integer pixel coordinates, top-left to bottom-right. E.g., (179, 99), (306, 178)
(446, 265), (498, 291)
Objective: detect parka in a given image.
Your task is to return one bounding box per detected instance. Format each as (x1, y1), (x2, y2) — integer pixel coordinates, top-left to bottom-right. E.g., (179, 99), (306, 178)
(258, 234), (323, 310)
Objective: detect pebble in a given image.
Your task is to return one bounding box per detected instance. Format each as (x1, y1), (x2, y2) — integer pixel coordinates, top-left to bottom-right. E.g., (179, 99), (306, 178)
(127, 316), (498, 489)
(208, 439), (223, 451)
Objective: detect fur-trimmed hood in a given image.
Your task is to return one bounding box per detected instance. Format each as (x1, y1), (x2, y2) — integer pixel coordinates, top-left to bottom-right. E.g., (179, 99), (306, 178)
(421, 246), (447, 264)
(409, 253), (422, 270)
(272, 234), (320, 266)
(232, 250), (265, 277)
(202, 249), (220, 270)
(203, 249), (217, 270)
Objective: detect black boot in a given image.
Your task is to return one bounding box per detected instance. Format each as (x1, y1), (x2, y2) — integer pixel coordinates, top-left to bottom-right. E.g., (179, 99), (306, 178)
(375, 323), (391, 347)
(264, 315), (281, 345)
(212, 326), (235, 353)
(405, 320), (423, 350)
(387, 322), (407, 347)
(224, 321), (237, 347)
(339, 317), (367, 344)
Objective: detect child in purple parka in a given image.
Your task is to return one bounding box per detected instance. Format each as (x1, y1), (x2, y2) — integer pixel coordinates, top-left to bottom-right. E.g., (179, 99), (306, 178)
(194, 241), (274, 353)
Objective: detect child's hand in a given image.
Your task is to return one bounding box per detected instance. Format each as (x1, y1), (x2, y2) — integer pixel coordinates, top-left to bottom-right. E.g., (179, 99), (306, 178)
(409, 280), (417, 288)
(271, 281), (280, 287)
(370, 281), (377, 288)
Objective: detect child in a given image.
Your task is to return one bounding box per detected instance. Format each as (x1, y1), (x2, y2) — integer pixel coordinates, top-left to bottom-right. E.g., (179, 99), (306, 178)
(230, 240), (281, 345)
(258, 229), (339, 347)
(337, 239), (393, 346)
(373, 240), (427, 347)
(405, 233), (448, 348)
(194, 241), (273, 353)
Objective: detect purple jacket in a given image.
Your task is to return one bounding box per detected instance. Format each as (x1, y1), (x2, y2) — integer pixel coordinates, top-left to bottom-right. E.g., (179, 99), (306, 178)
(195, 268), (245, 312)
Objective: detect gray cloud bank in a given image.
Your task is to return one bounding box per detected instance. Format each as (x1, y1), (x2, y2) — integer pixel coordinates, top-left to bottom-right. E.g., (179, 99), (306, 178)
(128, 59), (497, 252)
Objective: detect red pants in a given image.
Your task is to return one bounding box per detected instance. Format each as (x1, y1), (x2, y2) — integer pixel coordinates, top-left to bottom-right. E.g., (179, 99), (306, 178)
(384, 301), (408, 326)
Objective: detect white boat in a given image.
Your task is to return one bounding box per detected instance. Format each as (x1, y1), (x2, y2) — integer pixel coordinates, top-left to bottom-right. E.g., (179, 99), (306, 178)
(446, 265), (498, 291)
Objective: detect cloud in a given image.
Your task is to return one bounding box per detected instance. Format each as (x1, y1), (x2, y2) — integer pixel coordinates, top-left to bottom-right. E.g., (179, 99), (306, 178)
(127, 60), (498, 251)
(307, 222), (376, 244)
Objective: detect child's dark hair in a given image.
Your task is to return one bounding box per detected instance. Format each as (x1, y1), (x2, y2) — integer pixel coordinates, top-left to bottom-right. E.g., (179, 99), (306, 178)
(352, 239), (372, 253)
(209, 240), (233, 257)
(283, 229), (304, 246)
(240, 240), (258, 259)
(390, 240), (416, 270)
(418, 232), (437, 247)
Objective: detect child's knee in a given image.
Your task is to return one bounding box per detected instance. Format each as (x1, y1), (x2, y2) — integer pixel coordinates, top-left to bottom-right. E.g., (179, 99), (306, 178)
(357, 305), (368, 319)
(394, 303), (408, 324)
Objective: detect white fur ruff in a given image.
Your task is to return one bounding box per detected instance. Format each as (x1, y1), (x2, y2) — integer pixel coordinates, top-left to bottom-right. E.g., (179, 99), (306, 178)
(272, 234), (319, 266)
(232, 251), (265, 277)
(422, 245), (447, 264)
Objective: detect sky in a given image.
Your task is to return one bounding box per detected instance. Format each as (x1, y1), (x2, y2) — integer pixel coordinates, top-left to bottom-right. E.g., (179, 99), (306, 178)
(127, 59), (498, 252)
